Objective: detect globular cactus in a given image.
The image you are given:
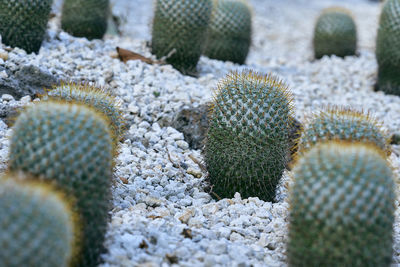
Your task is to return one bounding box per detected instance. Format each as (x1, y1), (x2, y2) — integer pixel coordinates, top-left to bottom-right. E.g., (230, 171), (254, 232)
(313, 8), (357, 59)
(299, 106), (390, 155)
(9, 101), (113, 267)
(205, 71), (294, 202)
(204, 0), (252, 64)
(61, 0), (109, 40)
(376, 0), (400, 95)
(0, 0), (52, 54)
(42, 82), (125, 149)
(288, 141), (395, 266)
(151, 0), (212, 75)
(0, 173), (78, 267)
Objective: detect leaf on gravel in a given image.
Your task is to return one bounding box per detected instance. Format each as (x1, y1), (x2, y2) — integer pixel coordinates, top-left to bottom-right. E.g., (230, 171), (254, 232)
(116, 47), (155, 64)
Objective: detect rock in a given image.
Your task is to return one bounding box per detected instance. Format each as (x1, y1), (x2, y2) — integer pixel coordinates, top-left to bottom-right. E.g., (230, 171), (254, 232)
(0, 64), (59, 99)
(171, 103), (210, 150)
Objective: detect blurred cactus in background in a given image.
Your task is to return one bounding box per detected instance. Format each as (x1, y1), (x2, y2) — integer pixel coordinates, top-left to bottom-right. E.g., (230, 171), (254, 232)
(9, 101), (113, 267)
(313, 8), (357, 59)
(204, 0), (252, 64)
(0, 0), (52, 53)
(0, 174), (78, 267)
(205, 71), (294, 202)
(61, 0), (109, 40)
(288, 141), (394, 266)
(376, 0), (400, 95)
(151, 0), (212, 75)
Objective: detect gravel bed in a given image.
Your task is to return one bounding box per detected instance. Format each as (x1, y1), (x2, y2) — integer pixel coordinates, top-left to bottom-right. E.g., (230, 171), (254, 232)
(0, 0), (399, 266)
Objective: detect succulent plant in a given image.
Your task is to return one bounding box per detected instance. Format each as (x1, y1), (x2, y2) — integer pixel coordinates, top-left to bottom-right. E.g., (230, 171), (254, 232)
(376, 0), (400, 95)
(151, 0), (212, 75)
(288, 141), (395, 266)
(313, 8), (357, 59)
(298, 106), (390, 155)
(204, 0), (252, 64)
(42, 82), (125, 149)
(61, 0), (109, 40)
(0, 0), (52, 53)
(205, 71), (294, 202)
(0, 173), (78, 267)
(9, 101), (113, 267)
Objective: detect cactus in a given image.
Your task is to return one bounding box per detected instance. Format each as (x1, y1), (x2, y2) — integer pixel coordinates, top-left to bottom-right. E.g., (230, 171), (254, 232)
(0, 0), (52, 54)
(288, 141), (395, 266)
(0, 173), (78, 267)
(42, 82), (125, 149)
(376, 0), (400, 95)
(9, 101), (113, 267)
(204, 0), (252, 64)
(151, 0), (212, 75)
(299, 106), (390, 155)
(205, 71), (294, 202)
(61, 0), (109, 40)
(313, 8), (357, 59)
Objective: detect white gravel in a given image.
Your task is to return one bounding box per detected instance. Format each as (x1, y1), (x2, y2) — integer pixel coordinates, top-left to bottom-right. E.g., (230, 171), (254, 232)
(1, 0), (400, 266)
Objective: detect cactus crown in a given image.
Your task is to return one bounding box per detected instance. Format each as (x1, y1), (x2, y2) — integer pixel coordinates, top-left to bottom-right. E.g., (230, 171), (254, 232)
(204, 0), (252, 64)
(42, 82), (125, 150)
(376, 0), (400, 95)
(298, 106), (390, 155)
(313, 7), (357, 59)
(205, 70), (294, 201)
(288, 141), (395, 266)
(9, 100), (113, 267)
(0, 0), (53, 53)
(0, 173), (80, 267)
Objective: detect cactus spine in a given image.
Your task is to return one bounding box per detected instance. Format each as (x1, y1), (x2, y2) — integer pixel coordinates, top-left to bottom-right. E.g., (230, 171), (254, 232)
(61, 0), (109, 40)
(9, 101), (113, 267)
(376, 0), (400, 95)
(0, 0), (52, 53)
(151, 0), (212, 75)
(313, 8), (357, 59)
(0, 173), (78, 267)
(288, 141), (395, 266)
(204, 0), (252, 64)
(205, 71), (294, 202)
(299, 106), (390, 155)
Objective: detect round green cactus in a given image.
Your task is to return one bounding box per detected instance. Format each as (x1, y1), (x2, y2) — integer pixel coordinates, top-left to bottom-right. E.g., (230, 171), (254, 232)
(298, 107), (390, 155)
(42, 82), (125, 149)
(0, 173), (78, 267)
(376, 0), (400, 95)
(205, 71), (294, 202)
(9, 101), (113, 267)
(313, 8), (357, 59)
(0, 0), (52, 54)
(61, 0), (109, 40)
(288, 141), (395, 266)
(151, 0), (212, 75)
(204, 0), (252, 64)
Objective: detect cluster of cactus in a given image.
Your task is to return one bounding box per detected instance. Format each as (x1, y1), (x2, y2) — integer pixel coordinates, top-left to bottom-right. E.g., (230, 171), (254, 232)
(288, 141), (395, 266)
(61, 0), (110, 40)
(313, 8), (357, 59)
(42, 82), (125, 149)
(151, 0), (212, 75)
(9, 101), (114, 266)
(204, 0), (252, 64)
(205, 70), (294, 202)
(0, 0), (52, 54)
(0, 174), (78, 267)
(298, 106), (390, 154)
(376, 0), (400, 95)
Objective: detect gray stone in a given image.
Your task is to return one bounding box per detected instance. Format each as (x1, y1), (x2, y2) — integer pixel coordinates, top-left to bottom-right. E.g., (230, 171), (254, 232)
(0, 64), (59, 99)
(171, 103), (210, 150)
